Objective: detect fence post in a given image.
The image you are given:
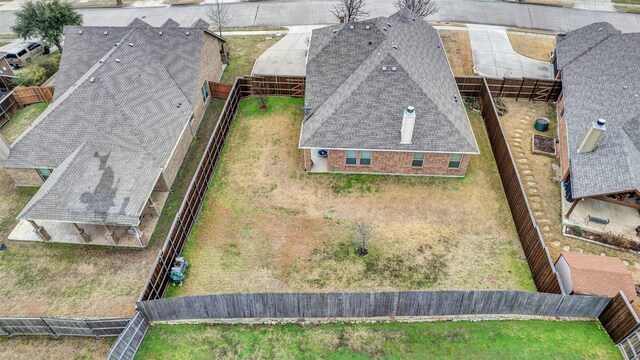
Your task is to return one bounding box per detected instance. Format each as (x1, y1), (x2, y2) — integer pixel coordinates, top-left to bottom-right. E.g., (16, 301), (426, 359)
(84, 319), (101, 339)
(40, 317), (58, 338)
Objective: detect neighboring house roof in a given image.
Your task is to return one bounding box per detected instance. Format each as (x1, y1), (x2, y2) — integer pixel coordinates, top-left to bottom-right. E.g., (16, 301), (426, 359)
(0, 19), (222, 225)
(191, 19), (210, 30)
(300, 10), (478, 154)
(555, 22), (619, 70)
(559, 252), (637, 301)
(557, 24), (640, 198)
(161, 19), (181, 28)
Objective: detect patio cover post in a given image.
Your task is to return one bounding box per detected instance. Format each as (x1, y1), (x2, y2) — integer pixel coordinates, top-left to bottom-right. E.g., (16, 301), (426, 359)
(565, 198), (581, 219)
(102, 225), (119, 245)
(132, 226), (144, 247)
(27, 220), (51, 242)
(147, 196), (158, 217)
(72, 223), (92, 243)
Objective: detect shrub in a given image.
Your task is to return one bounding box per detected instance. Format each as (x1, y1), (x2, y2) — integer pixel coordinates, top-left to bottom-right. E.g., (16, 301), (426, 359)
(464, 97), (480, 111)
(572, 226), (583, 238)
(14, 54), (61, 86)
(494, 97), (508, 116)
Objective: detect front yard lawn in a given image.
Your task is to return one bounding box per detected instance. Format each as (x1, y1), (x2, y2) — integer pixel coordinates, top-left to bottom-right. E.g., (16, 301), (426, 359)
(220, 35), (280, 83)
(0, 99), (224, 318)
(169, 97), (534, 297)
(1, 102), (48, 144)
(507, 31), (556, 61)
(135, 320), (620, 359)
(438, 29), (474, 76)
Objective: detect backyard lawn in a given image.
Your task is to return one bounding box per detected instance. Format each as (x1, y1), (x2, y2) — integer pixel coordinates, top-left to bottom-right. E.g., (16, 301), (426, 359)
(0, 99), (224, 318)
(169, 97), (534, 297)
(220, 35), (280, 83)
(0, 336), (111, 360)
(499, 100), (640, 285)
(0, 102), (48, 144)
(135, 321), (620, 359)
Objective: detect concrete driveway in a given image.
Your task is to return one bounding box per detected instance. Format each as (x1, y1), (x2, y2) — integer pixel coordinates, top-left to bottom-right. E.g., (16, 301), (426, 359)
(252, 25), (323, 76)
(467, 24), (553, 79)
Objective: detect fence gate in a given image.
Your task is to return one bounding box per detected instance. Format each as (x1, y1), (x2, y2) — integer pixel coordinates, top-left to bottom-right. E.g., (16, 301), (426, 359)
(620, 327), (640, 360)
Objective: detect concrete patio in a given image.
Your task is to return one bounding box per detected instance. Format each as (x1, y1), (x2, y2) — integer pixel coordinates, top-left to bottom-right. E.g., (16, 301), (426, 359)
(308, 147), (328, 173)
(562, 189), (640, 241)
(8, 191), (168, 247)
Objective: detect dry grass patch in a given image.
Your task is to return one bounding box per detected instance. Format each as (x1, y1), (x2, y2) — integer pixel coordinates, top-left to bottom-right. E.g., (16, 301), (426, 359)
(438, 29), (474, 76)
(170, 98), (534, 297)
(499, 99), (640, 283)
(220, 35), (280, 83)
(0, 336), (111, 360)
(518, 0), (575, 6)
(507, 32), (556, 61)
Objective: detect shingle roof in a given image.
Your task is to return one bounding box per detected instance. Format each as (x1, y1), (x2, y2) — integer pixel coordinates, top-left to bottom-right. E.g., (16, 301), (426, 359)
(161, 19), (180, 28)
(0, 21), (222, 225)
(300, 10), (478, 153)
(191, 19), (210, 30)
(558, 25), (640, 198)
(18, 143), (162, 226)
(555, 22), (619, 70)
(560, 252), (637, 301)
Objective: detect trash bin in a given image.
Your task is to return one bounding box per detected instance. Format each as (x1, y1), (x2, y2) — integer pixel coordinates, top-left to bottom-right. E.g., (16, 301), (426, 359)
(534, 117), (549, 132)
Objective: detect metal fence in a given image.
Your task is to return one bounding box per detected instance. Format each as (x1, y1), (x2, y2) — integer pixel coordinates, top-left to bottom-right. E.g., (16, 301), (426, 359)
(106, 312), (149, 360)
(137, 290), (609, 322)
(0, 317), (129, 338)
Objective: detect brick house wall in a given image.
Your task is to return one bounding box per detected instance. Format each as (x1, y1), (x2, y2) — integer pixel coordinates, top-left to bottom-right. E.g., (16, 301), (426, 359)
(162, 124), (192, 189)
(324, 150), (471, 177)
(556, 92), (570, 181)
(5, 168), (44, 186)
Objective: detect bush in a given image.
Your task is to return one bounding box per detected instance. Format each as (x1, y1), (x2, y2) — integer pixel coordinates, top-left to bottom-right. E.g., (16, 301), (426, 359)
(494, 97), (508, 116)
(464, 97), (480, 111)
(14, 54), (61, 86)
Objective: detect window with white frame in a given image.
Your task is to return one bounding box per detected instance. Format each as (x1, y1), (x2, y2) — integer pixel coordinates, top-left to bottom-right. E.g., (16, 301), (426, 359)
(448, 154), (463, 168)
(37, 168), (52, 181)
(346, 150), (357, 165)
(359, 151), (371, 165)
(412, 152), (424, 167)
(201, 81), (210, 103)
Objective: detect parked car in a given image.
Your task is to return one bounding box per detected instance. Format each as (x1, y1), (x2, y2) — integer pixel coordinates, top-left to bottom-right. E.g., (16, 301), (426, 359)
(4, 41), (49, 68)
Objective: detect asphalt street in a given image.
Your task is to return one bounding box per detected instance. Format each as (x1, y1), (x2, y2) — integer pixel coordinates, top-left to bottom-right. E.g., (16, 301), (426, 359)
(0, 0), (639, 34)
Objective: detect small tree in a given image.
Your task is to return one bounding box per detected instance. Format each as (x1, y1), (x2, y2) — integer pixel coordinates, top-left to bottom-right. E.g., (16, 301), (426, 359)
(12, 0), (82, 55)
(394, 0), (438, 18)
(354, 222), (371, 256)
(207, 0), (231, 37)
(255, 83), (268, 110)
(330, 0), (369, 23)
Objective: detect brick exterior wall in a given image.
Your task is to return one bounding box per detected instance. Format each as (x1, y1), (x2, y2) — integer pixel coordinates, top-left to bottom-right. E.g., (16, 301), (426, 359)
(191, 33), (225, 132)
(162, 124), (193, 189)
(556, 92), (570, 181)
(325, 150), (471, 177)
(5, 168), (44, 186)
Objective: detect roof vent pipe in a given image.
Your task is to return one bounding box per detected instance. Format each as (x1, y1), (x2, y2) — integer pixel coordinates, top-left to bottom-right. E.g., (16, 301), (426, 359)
(577, 119), (606, 153)
(0, 134), (10, 160)
(400, 106), (416, 144)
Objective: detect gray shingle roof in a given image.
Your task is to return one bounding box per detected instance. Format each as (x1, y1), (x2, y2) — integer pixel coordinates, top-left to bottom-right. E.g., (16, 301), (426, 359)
(0, 21), (222, 225)
(559, 26), (640, 198)
(191, 19), (210, 30)
(300, 10), (478, 154)
(555, 22), (619, 70)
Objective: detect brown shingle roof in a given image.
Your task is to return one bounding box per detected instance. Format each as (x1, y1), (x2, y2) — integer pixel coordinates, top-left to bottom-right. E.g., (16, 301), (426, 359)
(561, 252), (637, 301)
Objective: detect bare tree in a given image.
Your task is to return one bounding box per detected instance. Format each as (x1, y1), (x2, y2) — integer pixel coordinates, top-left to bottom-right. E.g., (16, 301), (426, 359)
(207, 0), (231, 37)
(353, 222), (371, 256)
(394, 0), (438, 18)
(255, 83), (268, 110)
(330, 0), (369, 23)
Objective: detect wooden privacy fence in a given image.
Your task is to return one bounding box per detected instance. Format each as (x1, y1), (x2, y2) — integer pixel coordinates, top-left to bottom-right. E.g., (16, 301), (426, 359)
(138, 76), (306, 302)
(600, 292), (640, 344)
(478, 78), (564, 295)
(137, 291), (609, 322)
(106, 312), (149, 360)
(456, 76), (562, 102)
(0, 86), (55, 127)
(0, 317), (129, 338)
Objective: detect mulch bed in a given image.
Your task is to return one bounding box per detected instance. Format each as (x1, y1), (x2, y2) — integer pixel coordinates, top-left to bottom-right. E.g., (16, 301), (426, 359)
(532, 134), (556, 156)
(566, 225), (640, 252)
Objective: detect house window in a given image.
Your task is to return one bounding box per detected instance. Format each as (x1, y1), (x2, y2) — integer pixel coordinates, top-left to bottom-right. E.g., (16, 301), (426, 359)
(560, 107), (565, 118)
(346, 150), (357, 165)
(448, 154), (463, 169)
(37, 168), (52, 181)
(412, 152), (424, 167)
(359, 151), (371, 165)
(201, 81), (210, 103)
(188, 113), (194, 123)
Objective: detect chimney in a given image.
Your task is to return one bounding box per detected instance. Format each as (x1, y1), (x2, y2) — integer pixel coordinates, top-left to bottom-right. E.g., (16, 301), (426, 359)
(0, 133), (10, 160)
(577, 119), (606, 153)
(400, 106), (416, 144)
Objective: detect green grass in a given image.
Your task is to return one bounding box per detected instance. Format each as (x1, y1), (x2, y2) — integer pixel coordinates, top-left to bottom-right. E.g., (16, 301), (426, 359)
(614, 4), (640, 11)
(219, 35), (279, 84)
(613, 0), (640, 4)
(1, 103), (48, 144)
(224, 26), (288, 32)
(136, 321), (620, 360)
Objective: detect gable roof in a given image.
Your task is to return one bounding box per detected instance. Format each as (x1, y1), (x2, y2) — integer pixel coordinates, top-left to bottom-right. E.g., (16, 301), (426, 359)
(0, 20), (223, 225)
(300, 10), (478, 153)
(560, 252), (637, 301)
(161, 19), (180, 28)
(555, 22), (619, 70)
(557, 24), (640, 198)
(191, 19), (210, 30)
